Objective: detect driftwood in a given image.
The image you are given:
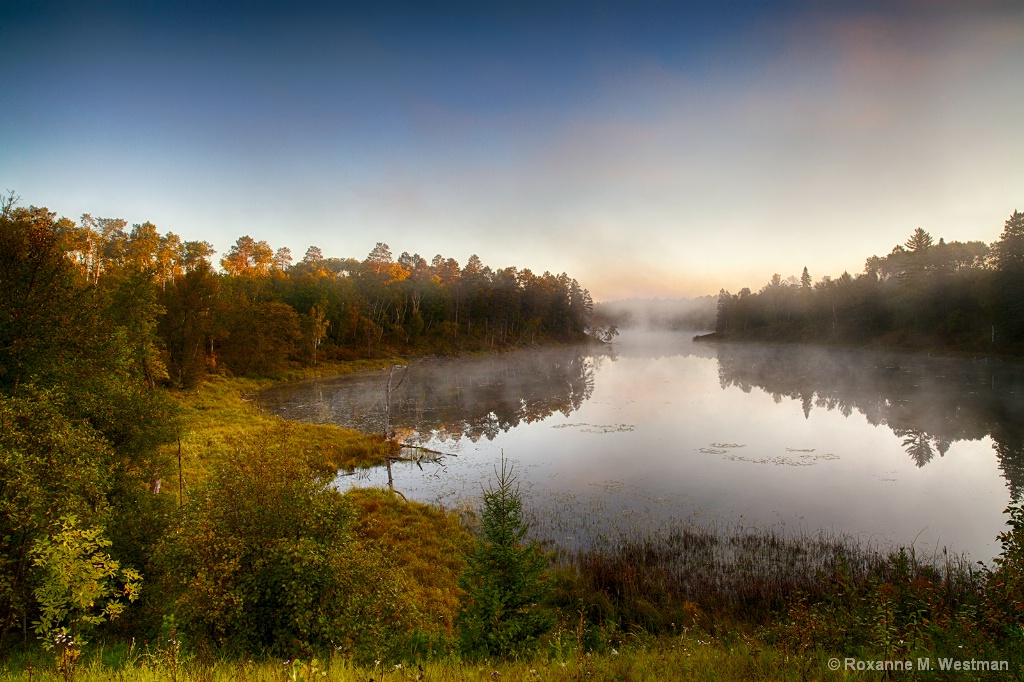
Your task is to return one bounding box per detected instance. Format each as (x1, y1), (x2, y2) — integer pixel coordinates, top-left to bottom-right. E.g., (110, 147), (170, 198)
(398, 443), (455, 458)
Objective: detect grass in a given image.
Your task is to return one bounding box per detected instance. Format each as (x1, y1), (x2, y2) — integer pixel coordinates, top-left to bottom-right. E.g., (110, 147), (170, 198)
(163, 359), (404, 493)
(2, 633), (1017, 681)
(547, 523), (977, 624)
(346, 487), (474, 640)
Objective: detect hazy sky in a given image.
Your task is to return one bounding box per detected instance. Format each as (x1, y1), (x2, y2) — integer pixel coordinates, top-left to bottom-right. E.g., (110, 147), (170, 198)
(3, 1), (1022, 300)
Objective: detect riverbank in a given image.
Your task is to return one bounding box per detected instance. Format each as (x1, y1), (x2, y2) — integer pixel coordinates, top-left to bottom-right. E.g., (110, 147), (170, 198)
(165, 364), (401, 489)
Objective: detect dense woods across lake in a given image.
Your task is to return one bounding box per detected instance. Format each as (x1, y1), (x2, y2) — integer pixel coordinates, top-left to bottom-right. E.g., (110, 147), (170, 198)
(707, 210), (1024, 354)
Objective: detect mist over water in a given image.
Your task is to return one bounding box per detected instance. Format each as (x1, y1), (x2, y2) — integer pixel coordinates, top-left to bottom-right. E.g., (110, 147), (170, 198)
(259, 330), (1023, 562)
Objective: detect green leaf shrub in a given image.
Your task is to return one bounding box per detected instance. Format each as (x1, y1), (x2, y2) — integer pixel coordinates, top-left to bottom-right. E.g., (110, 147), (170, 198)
(31, 515), (141, 648)
(982, 503), (1024, 641)
(156, 427), (413, 659)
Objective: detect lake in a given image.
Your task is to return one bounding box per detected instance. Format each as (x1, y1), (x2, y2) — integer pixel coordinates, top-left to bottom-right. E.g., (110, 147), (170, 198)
(258, 330), (1024, 562)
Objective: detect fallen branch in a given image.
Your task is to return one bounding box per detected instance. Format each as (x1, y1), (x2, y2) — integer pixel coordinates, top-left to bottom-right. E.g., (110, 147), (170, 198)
(398, 443), (456, 457)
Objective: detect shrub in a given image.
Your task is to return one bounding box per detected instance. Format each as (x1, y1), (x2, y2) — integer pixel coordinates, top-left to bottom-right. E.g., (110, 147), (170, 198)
(156, 427), (413, 659)
(982, 503), (1024, 640)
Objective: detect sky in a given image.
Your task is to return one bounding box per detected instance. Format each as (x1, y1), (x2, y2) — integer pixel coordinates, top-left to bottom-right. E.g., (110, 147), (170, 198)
(2, 1), (1023, 300)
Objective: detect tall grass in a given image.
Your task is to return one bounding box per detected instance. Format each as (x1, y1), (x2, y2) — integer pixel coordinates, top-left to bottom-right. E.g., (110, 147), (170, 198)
(550, 523), (979, 624)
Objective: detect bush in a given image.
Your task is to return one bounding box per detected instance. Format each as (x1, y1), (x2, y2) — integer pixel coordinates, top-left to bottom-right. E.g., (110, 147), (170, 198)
(156, 427), (413, 659)
(457, 458), (553, 659)
(982, 503), (1024, 641)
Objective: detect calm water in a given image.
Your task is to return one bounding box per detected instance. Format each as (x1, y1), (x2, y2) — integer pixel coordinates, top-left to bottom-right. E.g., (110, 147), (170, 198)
(259, 331), (1024, 561)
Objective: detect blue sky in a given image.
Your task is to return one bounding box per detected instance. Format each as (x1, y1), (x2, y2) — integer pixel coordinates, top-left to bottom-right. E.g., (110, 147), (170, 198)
(2, 1), (1023, 299)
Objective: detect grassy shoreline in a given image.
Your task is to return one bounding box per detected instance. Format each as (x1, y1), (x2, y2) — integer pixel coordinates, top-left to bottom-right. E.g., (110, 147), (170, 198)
(164, 358), (406, 493)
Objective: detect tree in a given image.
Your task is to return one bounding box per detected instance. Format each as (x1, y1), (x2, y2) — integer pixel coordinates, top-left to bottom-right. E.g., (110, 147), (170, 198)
(216, 300), (300, 375)
(800, 267), (812, 290)
(365, 242), (393, 274)
(0, 389), (112, 650)
(159, 259), (219, 387)
(457, 458), (553, 659)
(221, 236), (274, 276)
(306, 305), (329, 366)
(0, 202), (177, 648)
(991, 210), (1024, 342)
(273, 247), (293, 272)
(904, 227), (934, 253)
(992, 209), (1024, 272)
(156, 232), (184, 289)
(302, 246), (324, 265)
(0, 205), (92, 389)
(181, 240), (215, 272)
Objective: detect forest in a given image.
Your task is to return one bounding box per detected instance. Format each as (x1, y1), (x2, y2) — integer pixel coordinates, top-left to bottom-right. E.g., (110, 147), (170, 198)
(708, 210), (1024, 353)
(4, 197), (600, 391)
(2, 197), (1023, 679)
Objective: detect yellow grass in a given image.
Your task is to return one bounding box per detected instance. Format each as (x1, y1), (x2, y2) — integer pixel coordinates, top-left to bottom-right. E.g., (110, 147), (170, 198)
(346, 488), (474, 639)
(162, 361), (402, 496)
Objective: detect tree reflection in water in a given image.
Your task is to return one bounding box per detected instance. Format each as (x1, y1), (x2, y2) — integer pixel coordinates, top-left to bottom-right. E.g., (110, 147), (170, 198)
(713, 344), (1024, 500)
(259, 345), (607, 445)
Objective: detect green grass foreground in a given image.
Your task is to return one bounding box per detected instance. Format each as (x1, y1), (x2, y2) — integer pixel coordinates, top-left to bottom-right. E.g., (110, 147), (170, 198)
(7, 637), (1006, 682)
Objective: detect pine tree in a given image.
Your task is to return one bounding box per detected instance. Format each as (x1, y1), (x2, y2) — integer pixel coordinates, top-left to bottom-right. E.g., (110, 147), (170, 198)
(457, 457), (553, 659)
(992, 209), (1024, 272)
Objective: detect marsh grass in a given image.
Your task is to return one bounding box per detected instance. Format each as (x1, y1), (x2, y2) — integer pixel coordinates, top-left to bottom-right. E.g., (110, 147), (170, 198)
(519, 492), (1006, 671)
(550, 524), (958, 622)
(345, 488), (474, 642)
(163, 362), (403, 495)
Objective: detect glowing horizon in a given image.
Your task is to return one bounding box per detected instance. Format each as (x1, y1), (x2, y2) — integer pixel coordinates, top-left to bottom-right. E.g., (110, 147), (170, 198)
(2, 1), (1022, 301)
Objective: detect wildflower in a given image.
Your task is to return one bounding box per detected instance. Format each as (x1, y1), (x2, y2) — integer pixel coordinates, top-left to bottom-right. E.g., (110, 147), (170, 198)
(611, 649), (619, 656)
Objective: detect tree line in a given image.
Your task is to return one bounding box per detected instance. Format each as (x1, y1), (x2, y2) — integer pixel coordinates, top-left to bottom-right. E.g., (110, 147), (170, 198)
(710, 210), (1024, 352)
(19, 201), (602, 388)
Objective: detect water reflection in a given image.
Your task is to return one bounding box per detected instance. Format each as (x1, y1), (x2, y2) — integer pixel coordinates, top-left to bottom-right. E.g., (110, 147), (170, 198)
(258, 332), (1019, 560)
(259, 345), (608, 443)
(712, 344), (1024, 500)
